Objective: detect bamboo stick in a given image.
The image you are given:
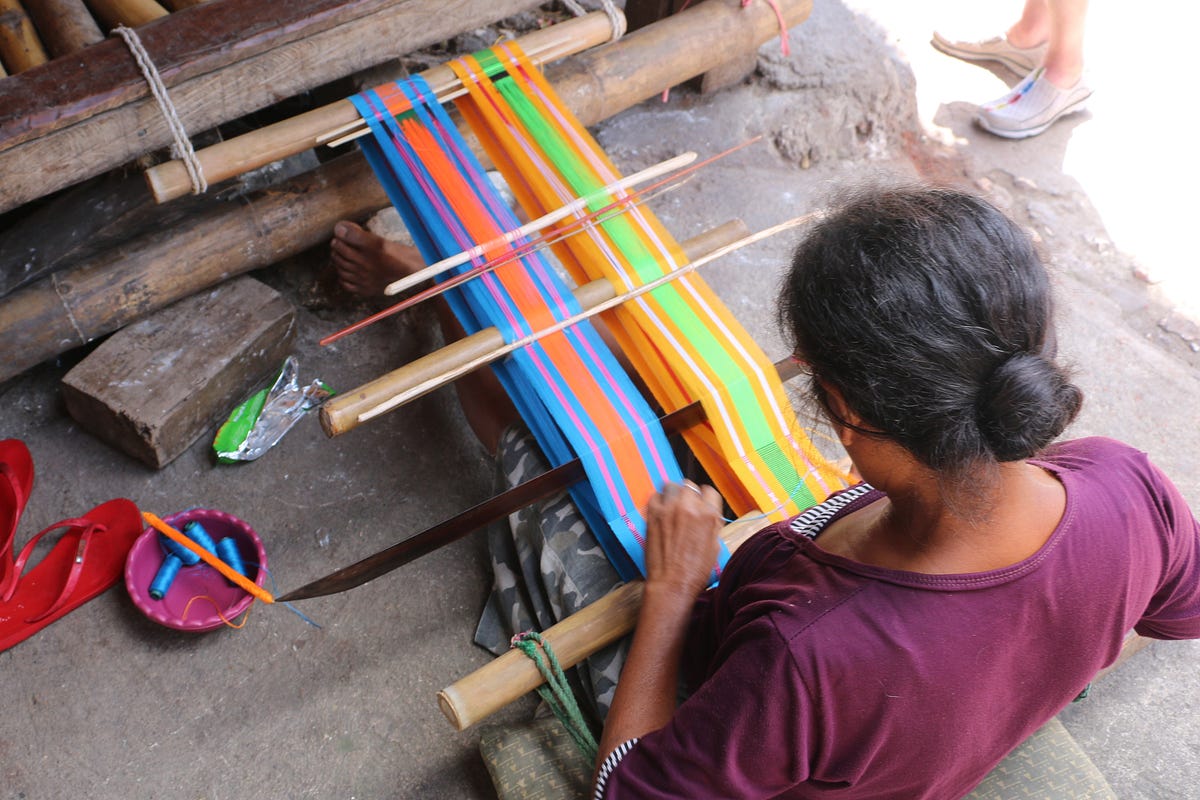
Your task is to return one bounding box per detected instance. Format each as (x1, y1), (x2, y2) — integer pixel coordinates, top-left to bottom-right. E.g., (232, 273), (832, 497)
(143, 11), (617, 203)
(383, 152), (698, 297)
(0, 0), (49, 73)
(23, 0), (103, 56)
(86, 0), (169, 29)
(318, 219), (750, 437)
(355, 215), (814, 426)
(438, 512), (770, 730)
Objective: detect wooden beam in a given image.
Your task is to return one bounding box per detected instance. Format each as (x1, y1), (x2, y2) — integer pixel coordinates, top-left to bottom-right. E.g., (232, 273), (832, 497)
(0, 0), (545, 212)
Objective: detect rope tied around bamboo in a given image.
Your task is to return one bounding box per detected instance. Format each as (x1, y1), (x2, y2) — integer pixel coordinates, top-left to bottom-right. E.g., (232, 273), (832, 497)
(112, 24), (207, 194)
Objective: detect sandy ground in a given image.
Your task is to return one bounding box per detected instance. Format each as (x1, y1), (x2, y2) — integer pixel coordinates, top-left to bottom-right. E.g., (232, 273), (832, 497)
(0, 1), (1197, 798)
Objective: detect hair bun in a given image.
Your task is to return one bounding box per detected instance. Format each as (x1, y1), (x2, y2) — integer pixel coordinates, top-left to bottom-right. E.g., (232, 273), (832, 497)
(976, 353), (1083, 461)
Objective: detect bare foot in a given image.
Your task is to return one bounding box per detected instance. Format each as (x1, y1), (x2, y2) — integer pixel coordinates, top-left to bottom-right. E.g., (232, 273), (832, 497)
(331, 221), (424, 297)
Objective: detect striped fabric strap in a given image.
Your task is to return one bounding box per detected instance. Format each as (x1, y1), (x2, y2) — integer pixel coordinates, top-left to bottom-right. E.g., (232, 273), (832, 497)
(449, 44), (845, 521)
(593, 737), (639, 799)
(349, 76), (687, 580)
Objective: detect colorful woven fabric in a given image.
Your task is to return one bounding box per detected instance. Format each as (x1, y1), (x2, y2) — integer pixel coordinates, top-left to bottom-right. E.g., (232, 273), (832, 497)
(349, 44), (846, 579)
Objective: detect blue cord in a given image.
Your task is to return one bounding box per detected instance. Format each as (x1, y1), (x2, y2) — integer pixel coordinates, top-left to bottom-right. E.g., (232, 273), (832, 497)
(248, 562), (322, 629)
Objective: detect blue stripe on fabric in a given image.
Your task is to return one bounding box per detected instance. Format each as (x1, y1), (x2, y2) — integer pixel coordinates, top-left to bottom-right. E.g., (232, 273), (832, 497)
(349, 78), (687, 581)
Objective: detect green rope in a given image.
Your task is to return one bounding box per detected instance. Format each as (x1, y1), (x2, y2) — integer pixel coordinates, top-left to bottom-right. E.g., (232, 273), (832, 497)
(511, 631), (598, 763)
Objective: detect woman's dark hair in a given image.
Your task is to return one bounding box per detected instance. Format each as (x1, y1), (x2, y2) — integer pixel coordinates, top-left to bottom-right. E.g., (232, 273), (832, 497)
(779, 186), (1082, 478)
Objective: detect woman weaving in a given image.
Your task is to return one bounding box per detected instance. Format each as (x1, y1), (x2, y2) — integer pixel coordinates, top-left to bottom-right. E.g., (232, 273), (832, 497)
(333, 186), (1200, 798)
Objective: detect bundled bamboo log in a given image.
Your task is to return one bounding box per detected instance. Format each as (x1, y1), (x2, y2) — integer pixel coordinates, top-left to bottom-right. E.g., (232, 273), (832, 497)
(22, 0), (103, 57)
(0, 0), (812, 382)
(439, 513), (771, 730)
(0, 0), (547, 212)
(0, 0), (48, 73)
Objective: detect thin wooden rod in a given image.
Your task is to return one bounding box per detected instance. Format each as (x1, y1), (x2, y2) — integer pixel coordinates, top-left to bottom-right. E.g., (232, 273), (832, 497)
(383, 152), (698, 297)
(318, 219), (750, 437)
(143, 11), (618, 203)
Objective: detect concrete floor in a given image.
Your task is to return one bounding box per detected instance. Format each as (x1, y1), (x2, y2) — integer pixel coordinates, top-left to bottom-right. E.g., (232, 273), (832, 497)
(1, 1), (1197, 798)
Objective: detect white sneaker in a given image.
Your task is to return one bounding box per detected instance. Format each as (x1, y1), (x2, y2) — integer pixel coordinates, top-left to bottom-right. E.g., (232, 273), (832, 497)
(931, 32), (1047, 75)
(977, 68), (1092, 139)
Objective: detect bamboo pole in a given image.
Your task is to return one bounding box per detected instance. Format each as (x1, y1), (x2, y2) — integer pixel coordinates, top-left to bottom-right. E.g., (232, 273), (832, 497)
(23, 0), (103, 57)
(0, 0), (812, 382)
(438, 513), (771, 731)
(85, 0), (169, 29)
(319, 219), (750, 437)
(143, 11), (617, 203)
(0, 0), (48, 73)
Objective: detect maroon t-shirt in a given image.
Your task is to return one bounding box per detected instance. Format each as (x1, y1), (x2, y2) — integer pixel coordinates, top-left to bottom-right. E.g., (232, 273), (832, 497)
(596, 437), (1200, 799)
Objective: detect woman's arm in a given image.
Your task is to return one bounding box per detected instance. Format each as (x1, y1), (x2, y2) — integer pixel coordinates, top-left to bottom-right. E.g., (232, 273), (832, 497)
(595, 482), (723, 775)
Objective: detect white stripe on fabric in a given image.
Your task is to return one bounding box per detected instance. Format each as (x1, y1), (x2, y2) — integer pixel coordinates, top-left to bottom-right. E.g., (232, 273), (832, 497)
(593, 737), (640, 799)
(789, 484), (875, 539)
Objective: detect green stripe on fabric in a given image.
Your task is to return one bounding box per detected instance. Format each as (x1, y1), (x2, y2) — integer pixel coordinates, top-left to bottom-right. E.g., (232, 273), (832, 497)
(495, 77), (780, 454)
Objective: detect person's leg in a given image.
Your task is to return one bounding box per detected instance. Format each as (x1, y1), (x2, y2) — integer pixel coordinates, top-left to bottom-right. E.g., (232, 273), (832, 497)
(330, 221), (519, 455)
(1040, 0), (1087, 87)
(1006, 0), (1052, 49)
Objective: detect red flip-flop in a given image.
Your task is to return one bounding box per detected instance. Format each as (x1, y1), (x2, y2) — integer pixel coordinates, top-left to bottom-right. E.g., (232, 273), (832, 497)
(0, 497), (142, 653)
(0, 439), (35, 597)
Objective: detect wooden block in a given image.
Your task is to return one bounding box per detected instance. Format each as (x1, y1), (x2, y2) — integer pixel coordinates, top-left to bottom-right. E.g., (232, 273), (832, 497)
(62, 277), (296, 468)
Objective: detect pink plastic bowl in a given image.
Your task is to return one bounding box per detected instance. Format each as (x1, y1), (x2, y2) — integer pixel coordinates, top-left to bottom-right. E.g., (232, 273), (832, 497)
(125, 508), (268, 632)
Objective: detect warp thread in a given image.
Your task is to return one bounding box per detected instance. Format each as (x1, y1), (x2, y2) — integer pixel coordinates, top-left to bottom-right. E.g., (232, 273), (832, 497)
(112, 25), (208, 194)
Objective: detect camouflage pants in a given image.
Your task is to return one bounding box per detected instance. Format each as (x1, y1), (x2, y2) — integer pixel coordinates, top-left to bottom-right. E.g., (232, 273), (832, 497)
(474, 426), (629, 726)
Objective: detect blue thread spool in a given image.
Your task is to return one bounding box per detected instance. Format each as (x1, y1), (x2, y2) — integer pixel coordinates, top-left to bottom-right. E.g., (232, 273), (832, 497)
(149, 554), (183, 600)
(183, 520), (218, 554)
(160, 533), (202, 566)
(215, 536), (247, 580)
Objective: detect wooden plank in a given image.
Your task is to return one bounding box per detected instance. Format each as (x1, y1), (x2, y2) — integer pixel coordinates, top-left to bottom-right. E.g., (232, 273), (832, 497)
(23, 0), (103, 57)
(0, 0), (543, 212)
(61, 276), (295, 468)
(0, 0), (406, 149)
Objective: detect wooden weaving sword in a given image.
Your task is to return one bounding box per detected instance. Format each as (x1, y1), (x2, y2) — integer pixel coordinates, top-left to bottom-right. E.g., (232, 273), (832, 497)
(276, 356), (801, 602)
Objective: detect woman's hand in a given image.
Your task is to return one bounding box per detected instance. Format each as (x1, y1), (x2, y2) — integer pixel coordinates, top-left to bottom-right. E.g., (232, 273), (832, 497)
(643, 481), (724, 599)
